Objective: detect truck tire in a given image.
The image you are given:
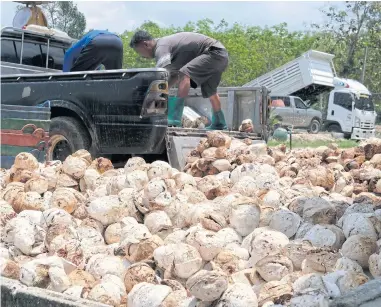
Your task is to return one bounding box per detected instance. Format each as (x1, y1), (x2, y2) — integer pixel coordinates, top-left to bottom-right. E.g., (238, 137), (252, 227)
(48, 116), (91, 162)
(327, 124), (342, 133)
(308, 119), (321, 134)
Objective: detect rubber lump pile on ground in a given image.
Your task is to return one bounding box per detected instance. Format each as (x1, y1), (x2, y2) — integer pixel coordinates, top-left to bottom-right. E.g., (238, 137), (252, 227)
(2, 132), (381, 307)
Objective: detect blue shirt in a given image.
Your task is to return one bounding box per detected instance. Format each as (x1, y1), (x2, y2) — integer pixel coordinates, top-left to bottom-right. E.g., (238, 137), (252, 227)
(63, 30), (115, 72)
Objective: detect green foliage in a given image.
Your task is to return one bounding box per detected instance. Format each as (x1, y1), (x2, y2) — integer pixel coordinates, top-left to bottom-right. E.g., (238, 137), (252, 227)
(311, 1), (381, 93)
(268, 109), (280, 127)
(268, 139), (358, 149)
(16, 2), (86, 39)
(121, 20), (315, 87)
(41, 1), (86, 39)
(120, 1), (381, 98)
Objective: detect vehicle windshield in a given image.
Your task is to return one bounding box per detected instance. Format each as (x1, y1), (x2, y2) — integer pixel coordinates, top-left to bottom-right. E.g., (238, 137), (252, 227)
(354, 94), (374, 111)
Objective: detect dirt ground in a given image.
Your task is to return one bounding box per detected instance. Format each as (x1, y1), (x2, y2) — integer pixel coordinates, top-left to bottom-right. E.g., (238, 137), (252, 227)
(290, 132), (337, 143)
(288, 125), (381, 143)
(376, 125), (381, 135)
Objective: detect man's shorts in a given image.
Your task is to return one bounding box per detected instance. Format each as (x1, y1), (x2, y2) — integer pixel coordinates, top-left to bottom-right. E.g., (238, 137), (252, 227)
(179, 46), (229, 98)
(71, 34), (123, 72)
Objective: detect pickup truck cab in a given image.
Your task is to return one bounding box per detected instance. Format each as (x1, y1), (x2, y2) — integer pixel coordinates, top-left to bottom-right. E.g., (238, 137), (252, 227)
(270, 95), (323, 133)
(1, 26), (73, 74)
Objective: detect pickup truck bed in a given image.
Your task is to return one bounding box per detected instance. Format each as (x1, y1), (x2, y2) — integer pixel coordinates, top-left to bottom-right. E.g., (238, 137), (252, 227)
(166, 127), (265, 170)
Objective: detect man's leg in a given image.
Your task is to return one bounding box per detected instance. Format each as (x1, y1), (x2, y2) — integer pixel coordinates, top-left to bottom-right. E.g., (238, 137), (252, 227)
(168, 73), (189, 127)
(99, 35), (124, 70)
(70, 39), (102, 72)
(177, 73), (191, 98)
(201, 73), (228, 130)
(180, 47), (229, 130)
(209, 93), (222, 112)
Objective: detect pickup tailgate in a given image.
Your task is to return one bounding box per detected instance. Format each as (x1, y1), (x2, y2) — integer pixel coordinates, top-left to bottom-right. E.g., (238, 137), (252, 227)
(1, 104), (50, 169)
(166, 127), (266, 171)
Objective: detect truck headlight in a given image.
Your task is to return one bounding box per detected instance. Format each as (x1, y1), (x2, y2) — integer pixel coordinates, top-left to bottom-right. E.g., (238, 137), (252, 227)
(354, 117), (360, 127)
(140, 80), (168, 117)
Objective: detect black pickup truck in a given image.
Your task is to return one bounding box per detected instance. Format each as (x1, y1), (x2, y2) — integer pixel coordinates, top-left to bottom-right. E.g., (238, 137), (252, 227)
(1, 26), (269, 170)
(1, 68), (169, 160)
(1, 26), (169, 165)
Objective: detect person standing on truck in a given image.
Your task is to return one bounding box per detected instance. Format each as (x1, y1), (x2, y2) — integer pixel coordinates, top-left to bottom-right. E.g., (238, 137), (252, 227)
(129, 30), (229, 130)
(63, 30), (123, 72)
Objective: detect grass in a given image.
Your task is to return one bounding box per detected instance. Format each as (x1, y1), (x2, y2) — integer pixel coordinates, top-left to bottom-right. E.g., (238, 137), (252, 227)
(268, 139), (359, 149)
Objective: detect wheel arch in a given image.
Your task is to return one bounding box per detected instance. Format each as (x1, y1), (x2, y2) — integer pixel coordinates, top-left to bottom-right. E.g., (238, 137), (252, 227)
(323, 120), (342, 131)
(327, 122), (343, 132)
(311, 116), (322, 123)
(49, 100), (98, 149)
(308, 117), (322, 134)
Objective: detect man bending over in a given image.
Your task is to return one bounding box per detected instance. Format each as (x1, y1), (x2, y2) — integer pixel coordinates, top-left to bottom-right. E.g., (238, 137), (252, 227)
(129, 30), (229, 130)
(63, 30), (123, 72)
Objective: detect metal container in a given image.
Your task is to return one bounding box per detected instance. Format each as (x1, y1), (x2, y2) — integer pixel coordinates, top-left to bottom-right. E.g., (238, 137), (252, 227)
(169, 86), (270, 134)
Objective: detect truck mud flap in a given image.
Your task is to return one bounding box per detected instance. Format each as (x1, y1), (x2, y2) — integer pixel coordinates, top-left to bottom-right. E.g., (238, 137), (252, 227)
(1, 103), (51, 169)
(166, 127), (265, 171)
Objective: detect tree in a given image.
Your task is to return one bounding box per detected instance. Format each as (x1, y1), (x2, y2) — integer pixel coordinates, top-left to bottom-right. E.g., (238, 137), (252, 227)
(311, 1), (381, 92)
(121, 19), (318, 87)
(41, 1), (86, 39)
(121, 7), (380, 94)
(16, 2), (86, 39)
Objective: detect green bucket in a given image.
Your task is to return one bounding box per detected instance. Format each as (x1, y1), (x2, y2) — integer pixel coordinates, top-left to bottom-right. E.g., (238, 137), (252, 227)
(273, 127), (288, 142)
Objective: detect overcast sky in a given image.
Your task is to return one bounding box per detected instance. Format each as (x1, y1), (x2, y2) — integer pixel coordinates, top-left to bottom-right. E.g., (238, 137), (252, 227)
(1, 1), (338, 33)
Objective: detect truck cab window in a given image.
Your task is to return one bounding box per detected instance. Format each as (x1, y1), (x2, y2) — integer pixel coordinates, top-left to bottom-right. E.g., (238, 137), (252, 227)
(41, 45), (65, 70)
(271, 96), (290, 107)
(15, 41), (44, 67)
(294, 98), (307, 109)
(334, 92), (352, 111)
(355, 95), (374, 111)
(1, 40), (19, 63)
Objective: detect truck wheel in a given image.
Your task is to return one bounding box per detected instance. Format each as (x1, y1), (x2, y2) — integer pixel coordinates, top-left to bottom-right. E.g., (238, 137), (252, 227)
(327, 124), (342, 133)
(308, 119), (321, 134)
(48, 116), (91, 162)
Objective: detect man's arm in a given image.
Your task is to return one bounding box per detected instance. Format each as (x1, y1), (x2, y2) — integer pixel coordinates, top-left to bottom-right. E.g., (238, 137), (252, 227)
(154, 47), (181, 91)
(168, 72), (179, 89)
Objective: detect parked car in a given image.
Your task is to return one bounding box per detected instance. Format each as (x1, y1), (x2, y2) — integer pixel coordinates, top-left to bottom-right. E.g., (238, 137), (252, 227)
(270, 95), (323, 133)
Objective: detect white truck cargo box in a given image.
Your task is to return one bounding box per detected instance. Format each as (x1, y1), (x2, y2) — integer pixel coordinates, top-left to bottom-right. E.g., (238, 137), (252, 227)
(243, 50), (336, 97)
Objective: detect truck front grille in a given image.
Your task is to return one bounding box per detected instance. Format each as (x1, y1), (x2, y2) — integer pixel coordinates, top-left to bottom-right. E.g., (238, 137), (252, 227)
(360, 121), (374, 129)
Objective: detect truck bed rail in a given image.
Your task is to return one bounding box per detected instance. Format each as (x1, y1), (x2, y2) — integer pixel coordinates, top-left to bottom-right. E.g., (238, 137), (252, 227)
(166, 127), (263, 139)
(0, 68), (168, 83)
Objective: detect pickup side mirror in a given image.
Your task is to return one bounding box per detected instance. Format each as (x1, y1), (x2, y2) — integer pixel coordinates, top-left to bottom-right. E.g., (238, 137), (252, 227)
(305, 100), (311, 107)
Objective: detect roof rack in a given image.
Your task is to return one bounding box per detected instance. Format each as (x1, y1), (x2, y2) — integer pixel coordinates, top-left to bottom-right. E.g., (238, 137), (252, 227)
(1, 26), (75, 68)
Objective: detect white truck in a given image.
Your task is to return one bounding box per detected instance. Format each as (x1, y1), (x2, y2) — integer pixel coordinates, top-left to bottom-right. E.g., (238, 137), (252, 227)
(243, 49), (377, 139)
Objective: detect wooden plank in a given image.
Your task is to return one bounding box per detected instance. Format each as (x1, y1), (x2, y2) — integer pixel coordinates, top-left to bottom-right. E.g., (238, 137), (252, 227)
(1, 133), (49, 147)
(0, 104), (50, 112)
(1, 118), (50, 131)
(0, 145), (44, 157)
(1, 110), (50, 120)
(0, 156), (16, 169)
(1, 129), (49, 136)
